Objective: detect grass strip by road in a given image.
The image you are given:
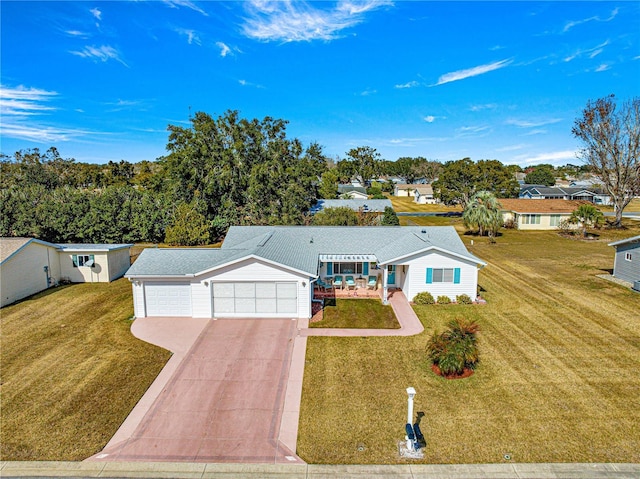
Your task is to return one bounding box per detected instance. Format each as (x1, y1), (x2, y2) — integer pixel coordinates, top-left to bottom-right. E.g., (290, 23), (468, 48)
(298, 225), (640, 464)
(311, 299), (400, 329)
(0, 279), (171, 461)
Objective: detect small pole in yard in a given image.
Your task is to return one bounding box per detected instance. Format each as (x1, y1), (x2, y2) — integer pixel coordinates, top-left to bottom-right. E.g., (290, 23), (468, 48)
(406, 387), (416, 450)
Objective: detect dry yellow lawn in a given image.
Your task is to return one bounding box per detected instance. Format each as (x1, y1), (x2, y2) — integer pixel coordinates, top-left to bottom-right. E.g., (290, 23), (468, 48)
(298, 225), (640, 464)
(0, 279), (170, 460)
(388, 196), (462, 213)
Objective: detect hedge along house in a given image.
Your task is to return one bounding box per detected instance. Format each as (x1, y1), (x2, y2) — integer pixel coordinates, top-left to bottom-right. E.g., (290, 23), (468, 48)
(125, 226), (486, 319)
(0, 238), (133, 307)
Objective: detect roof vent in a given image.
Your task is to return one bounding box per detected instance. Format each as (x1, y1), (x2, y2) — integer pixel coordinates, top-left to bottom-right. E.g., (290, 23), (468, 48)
(421, 229), (427, 234)
(257, 231), (273, 247)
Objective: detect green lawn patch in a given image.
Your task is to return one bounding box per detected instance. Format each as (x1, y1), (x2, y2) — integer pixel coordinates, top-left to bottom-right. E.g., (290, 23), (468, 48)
(311, 299), (400, 329)
(388, 196), (461, 213)
(298, 225), (640, 464)
(0, 279), (171, 461)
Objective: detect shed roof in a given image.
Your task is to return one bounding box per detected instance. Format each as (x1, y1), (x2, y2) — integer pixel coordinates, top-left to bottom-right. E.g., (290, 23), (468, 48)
(608, 235), (640, 248)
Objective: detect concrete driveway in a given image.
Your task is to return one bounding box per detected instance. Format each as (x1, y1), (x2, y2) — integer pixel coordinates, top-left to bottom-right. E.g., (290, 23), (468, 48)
(90, 318), (303, 463)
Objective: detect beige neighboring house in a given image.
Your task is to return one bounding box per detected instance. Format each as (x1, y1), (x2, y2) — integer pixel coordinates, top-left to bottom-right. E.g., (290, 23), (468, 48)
(499, 199), (587, 230)
(394, 184), (420, 197)
(414, 185), (438, 204)
(0, 237), (133, 307)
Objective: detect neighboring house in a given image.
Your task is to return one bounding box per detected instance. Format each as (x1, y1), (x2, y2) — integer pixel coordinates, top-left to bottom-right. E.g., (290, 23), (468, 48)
(519, 185), (612, 206)
(125, 226), (487, 319)
(337, 185), (368, 200)
(0, 237), (133, 307)
(414, 185), (438, 204)
(608, 235), (640, 286)
(499, 199), (587, 230)
(394, 184), (421, 197)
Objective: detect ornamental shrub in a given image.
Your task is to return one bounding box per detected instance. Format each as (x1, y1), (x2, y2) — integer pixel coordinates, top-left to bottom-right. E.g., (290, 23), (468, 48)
(426, 318), (480, 376)
(437, 295), (452, 304)
(413, 291), (435, 305)
(456, 294), (473, 304)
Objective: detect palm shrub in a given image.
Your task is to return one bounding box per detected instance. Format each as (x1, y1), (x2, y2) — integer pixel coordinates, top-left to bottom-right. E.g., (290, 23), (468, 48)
(427, 319), (480, 376)
(413, 291), (435, 305)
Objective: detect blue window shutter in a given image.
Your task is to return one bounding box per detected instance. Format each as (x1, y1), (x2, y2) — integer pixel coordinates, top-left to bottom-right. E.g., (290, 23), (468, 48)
(363, 262), (369, 275)
(72, 254), (78, 268)
(426, 268), (433, 284)
(327, 262), (333, 275)
(454, 268), (461, 284)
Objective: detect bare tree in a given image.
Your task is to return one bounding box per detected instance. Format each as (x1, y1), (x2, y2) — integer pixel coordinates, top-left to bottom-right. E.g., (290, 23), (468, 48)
(572, 95), (640, 227)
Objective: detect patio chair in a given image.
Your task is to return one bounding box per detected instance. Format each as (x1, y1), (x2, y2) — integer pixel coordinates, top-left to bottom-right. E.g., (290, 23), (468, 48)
(333, 275), (343, 290)
(367, 275), (378, 290)
(345, 275), (357, 290)
(316, 278), (332, 292)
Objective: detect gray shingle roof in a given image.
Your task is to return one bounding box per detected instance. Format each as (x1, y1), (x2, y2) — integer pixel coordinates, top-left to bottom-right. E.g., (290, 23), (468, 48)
(127, 226), (486, 278)
(59, 244), (133, 252)
(608, 235), (640, 247)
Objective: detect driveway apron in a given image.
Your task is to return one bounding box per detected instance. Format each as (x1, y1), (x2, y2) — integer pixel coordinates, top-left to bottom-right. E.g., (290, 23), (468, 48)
(94, 318), (301, 463)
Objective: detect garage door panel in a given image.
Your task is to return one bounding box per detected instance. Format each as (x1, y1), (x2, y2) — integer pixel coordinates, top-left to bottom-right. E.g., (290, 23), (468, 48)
(146, 283), (192, 317)
(213, 282), (297, 317)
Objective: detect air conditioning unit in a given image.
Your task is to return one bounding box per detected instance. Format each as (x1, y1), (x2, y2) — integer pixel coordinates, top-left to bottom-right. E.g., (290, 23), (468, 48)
(633, 280), (640, 293)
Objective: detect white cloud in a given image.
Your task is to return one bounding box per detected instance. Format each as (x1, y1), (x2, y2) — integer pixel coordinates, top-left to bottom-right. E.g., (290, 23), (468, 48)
(238, 79), (265, 89)
(241, 0), (393, 42)
(70, 45), (128, 67)
(595, 63), (611, 72)
(423, 115), (436, 123)
(496, 144), (527, 152)
(0, 122), (89, 143)
(514, 150), (577, 165)
(564, 40), (610, 62)
(395, 80), (419, 89)
(562, 7), (618, 33)
(90, 7), (102, 20)
(174, 28), (201, 45)
(506, 118), (562, 128)
(0, 85), (58, 116)
(65, 30), (89, 37)
(434, 59), (512, 86)
(163, 0), (208, 17)
(216, 41), (231, 57)
(469, 103), (498, 111)
(359, 88), (377, 96)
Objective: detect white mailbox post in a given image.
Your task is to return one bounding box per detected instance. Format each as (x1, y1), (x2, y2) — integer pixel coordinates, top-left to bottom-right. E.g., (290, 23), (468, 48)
(406, 387), (416, 450)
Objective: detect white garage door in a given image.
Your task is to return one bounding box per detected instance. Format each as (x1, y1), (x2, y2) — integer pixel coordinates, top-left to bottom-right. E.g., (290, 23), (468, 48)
(213, 282), (297, 317)
(145, 282), (192, 317)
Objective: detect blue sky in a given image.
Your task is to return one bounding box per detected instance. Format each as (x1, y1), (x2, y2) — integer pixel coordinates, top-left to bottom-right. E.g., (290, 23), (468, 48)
(1, 1), (639, 166)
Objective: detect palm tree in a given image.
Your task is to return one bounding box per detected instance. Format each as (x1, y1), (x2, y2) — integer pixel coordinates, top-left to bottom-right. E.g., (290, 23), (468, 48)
(569, 204), (604, 237)
(462, 191), (502, 239)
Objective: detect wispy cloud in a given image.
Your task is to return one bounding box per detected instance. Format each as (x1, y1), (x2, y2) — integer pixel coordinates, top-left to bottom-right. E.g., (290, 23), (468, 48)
(513, 150), (577, 165)
(216, 41), (231, 57)
(163, 0), (208, 17)
(595, 63), (611, 72)
(70, 45), (128, 67)
(562, 7), (618, 33)
(423, 115), (436, 123)
(0, 85), (58, 116)
(359, 88), (377, 96)
(174, 27), (201, 45)
(65, 30), (89, 38)
(506, 118), (562, 128)
(0, 84), (89, 143)
(238, 79), (265, 89)
(395, 80), (420, 89)
(496, 144), (527, 152)
(564, 40), (610, 62)
(433, 59), (512, 86)
(469, 103), (498, 112)
(241, 0), (393, 42)
(90, 7), (102, 21)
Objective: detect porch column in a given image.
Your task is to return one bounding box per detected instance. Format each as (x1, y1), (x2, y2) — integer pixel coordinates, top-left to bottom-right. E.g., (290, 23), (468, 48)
(382, 266), (388, 305)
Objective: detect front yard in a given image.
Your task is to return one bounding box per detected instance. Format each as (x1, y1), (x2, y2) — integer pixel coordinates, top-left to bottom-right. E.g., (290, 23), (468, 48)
(297, 225), (640, 464)
(0, 279), (170, 461)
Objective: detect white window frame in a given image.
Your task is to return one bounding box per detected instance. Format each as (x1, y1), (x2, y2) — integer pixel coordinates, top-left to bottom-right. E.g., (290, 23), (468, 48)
(549, 215), (561, 227)
(432, 268), (454, 283)
(72, 254), (95, 268)
(333, 262), (363, 275)
(522, 214), (541, 225)
(625, 252), (632, 262)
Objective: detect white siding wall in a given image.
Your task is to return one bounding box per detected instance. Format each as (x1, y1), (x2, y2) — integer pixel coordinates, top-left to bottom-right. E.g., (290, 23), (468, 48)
(132, 281), (146, 317)
(1, 242), (61, 307)
(191, 280), (212, 318)
(402, 250), (479, 302)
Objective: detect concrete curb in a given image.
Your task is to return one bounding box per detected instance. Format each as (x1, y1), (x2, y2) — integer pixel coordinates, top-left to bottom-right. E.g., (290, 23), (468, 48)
(2, 461), (639, 478)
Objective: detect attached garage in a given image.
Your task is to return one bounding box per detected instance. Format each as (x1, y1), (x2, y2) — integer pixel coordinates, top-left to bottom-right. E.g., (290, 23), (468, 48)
(145, 282), (192, 317)
(212, 282), (297, 317)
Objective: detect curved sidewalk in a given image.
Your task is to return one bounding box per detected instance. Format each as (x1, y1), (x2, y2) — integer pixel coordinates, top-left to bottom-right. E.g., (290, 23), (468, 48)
(299, 290), (424, 337)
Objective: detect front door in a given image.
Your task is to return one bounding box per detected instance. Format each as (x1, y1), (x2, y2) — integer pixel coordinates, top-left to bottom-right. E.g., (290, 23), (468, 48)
(387, 265), (396, 285)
